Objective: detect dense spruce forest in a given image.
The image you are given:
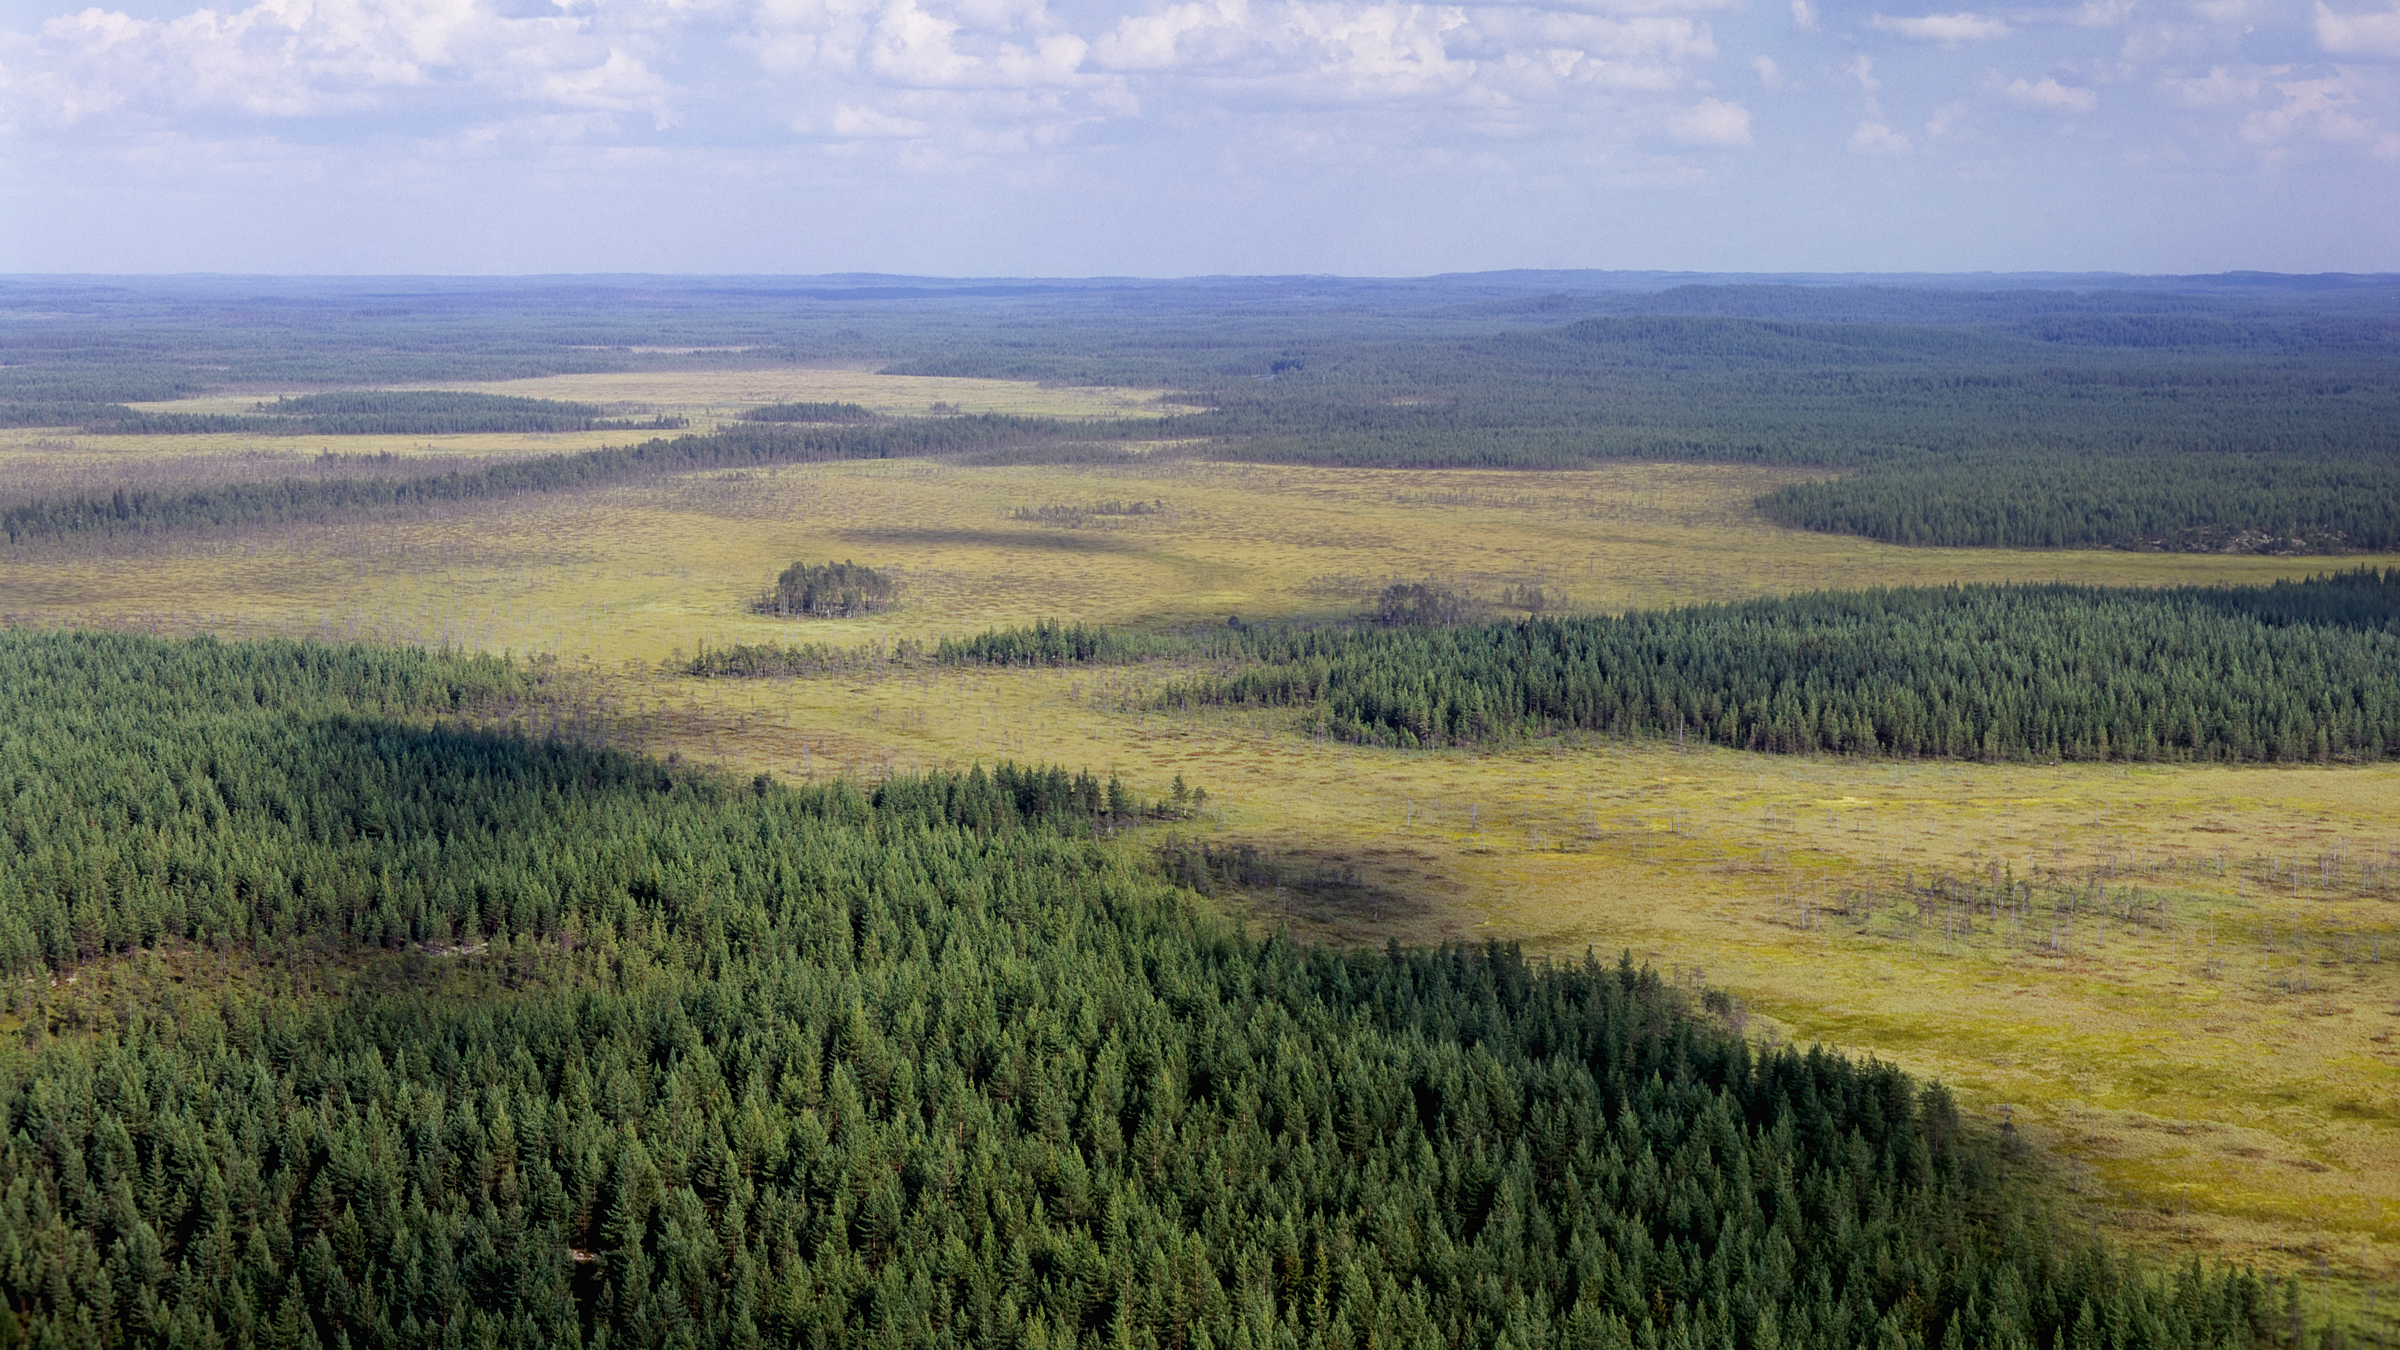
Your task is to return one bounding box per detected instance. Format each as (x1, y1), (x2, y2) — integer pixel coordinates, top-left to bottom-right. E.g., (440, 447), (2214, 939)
(1750, 454), (2400, 552)
(870, 571), (2400, 761)
(0, 627), (2290, 1349)
(5, 274), (2398, 553)
(1157, 570), (2400, 758)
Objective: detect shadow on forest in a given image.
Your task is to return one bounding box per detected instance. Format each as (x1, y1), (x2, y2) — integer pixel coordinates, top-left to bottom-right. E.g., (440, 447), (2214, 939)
(1154, 836), (1434, 944)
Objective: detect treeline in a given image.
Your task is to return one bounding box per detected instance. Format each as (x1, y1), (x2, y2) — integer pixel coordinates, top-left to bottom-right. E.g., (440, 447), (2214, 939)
(1754, 452), (2400, 552)
(0, 401), (125, 429)
(1154, 570), (2400, 760)
(683, 620), (1205, 676)
(740, 400), (879, 423)
(934, 618), (1195, 666)
(7, 390), (691, 436)
(684, 638), (895, 678)
(0, 626), (2291, 1349)
(83, 386), (681, 432)
(0, 415), (1068, 546)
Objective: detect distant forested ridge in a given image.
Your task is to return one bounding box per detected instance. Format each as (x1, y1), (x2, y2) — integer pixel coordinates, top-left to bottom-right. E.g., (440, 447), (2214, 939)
(1153, 570), (2400, 760)
(8, 275), (2399, 552)
(904, 305), (2400, 555)
(0, 626), (2285, 1348)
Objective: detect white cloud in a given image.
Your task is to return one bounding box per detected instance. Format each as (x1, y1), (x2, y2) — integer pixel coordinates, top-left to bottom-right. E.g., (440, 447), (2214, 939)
(1996, 74), (2098, 111)
(1868, 12), (2011, 42)
(1083, 1), (1723, 109)
(866, 0), (983, 84)
(1849, 117), (1911, 151)
(9, 0), (669, 125)
(0, 0), (1768, 177)
(2159, 64), (2263, 105)
(739, 0), (1143, 155)
(860, 0), (1092, 87)
(1090, 0), (1250, 69)
(2240, 72), (2400, 154)
(2315, 3), (2400, 58)
(732, 0), (1745, 161)
(1666, 94), (1748, 142)
(2073, 0), (2136, 26)
(832, 101), (933, 133)
(1275, 3), (1478, 99)
(34, 0), (2359, 201)
(538, 49), (678, 126)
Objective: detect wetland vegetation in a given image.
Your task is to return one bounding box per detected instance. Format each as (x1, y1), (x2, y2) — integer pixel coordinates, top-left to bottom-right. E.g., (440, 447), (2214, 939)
(0, 272), (2395, 1347)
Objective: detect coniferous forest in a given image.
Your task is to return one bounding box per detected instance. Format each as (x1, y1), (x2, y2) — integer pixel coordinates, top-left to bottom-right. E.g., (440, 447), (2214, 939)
(1156, 571), (2400, 759)
(0, 629), (2290, 1349)
(0, 417), (1059, 548)
(5, 274), (2398, 555)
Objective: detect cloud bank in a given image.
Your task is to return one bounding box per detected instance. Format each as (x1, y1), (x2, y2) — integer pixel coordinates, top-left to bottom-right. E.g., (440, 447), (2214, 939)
(0, 0), (2393, 271)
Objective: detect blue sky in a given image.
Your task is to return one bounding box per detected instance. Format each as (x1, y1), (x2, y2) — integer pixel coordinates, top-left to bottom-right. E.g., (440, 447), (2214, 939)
(1, 0), (2394, 273)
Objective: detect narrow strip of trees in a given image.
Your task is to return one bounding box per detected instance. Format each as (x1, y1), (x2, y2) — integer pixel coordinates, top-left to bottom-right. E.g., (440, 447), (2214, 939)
(1, 415), (1074, 546)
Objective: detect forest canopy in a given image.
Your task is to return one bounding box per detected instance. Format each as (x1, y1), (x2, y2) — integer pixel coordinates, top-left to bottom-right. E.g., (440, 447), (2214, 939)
(1135, 570), (2400, 760)
(0, 626), (2289, 1350)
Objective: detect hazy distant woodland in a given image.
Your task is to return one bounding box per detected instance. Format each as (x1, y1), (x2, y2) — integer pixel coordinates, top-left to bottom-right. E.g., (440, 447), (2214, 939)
(7, 271), (2397, 552)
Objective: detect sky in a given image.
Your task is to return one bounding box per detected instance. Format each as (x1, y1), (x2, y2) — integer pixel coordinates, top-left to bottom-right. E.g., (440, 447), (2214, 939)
(1, 0), (2395, 274)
